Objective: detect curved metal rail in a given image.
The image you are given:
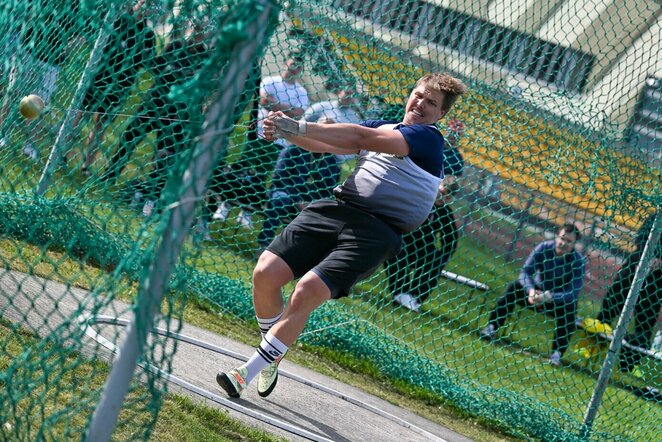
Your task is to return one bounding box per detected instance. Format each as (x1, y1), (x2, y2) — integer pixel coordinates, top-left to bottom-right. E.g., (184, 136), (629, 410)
(79, 314), (447, 442)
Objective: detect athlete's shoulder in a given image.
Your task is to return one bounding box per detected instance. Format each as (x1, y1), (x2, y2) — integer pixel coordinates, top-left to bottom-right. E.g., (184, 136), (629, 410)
(361, 119), (399, 128)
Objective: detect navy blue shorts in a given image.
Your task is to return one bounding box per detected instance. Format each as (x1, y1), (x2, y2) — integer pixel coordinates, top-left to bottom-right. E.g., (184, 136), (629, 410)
(266, 199), (402, 298)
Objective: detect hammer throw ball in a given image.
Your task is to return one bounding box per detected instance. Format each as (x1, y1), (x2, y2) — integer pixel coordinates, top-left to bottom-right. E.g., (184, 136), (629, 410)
(19, 94), (45, 120)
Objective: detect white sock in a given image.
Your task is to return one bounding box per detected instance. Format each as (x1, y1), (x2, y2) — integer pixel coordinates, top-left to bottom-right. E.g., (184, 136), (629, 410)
(240, 332), (289, 384)
(256, 311), (283, 338)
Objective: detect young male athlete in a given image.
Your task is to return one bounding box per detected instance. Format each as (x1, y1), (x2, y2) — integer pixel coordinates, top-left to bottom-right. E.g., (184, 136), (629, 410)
(216, 73), (467, 398)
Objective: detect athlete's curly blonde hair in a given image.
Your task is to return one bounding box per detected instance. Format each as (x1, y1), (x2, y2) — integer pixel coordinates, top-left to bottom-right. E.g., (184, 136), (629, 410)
(415, 73), (467, 113)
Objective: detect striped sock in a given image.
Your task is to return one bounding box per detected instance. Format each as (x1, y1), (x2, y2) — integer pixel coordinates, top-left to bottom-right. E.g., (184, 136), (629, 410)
(256, 311), (283, 338)
(241, 332), (289, 384)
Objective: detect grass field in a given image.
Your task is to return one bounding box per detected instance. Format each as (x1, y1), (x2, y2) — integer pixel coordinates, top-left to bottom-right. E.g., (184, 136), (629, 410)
(0, 236), (523, 441)
(1, 187), (660, 441)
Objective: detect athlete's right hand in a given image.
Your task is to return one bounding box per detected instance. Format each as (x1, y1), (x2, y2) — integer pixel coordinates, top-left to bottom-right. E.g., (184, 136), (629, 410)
(262, 111), (284, 141)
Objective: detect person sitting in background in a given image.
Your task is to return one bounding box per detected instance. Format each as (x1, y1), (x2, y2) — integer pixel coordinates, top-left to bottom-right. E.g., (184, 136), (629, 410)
(303, 86), (361, 124)
(584, 212), (661, 375)
(653, 328), (662, 356)
(387, 119), (465, 312)
(303, 86), (361, 163)
(481, 223), (586, 366)
(194, 59), (262, 239)
(255, 117), (340, 256)
(210, 50), (310, 229)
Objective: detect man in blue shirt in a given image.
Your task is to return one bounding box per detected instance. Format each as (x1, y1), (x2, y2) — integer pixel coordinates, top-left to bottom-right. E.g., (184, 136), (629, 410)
(216, 73), (467, 399)
(481, 223), (586, 366)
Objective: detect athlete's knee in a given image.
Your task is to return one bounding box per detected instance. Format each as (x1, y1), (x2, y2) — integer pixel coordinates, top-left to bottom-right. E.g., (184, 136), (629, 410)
(289, 273), (331, 312)
(253, 251), (293, 290)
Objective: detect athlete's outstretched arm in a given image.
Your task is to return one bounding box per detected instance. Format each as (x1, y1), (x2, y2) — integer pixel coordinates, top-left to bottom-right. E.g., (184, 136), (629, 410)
(263, 111), (409, 156)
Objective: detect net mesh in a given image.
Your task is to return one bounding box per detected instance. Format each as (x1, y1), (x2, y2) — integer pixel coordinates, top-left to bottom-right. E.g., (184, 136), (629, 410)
(0, 0), (660, 440)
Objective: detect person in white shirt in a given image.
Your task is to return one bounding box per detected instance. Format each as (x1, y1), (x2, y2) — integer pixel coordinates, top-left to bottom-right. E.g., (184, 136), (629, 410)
(256, 49), (310, 148)
(304, 86), (362, 163)
(303, 86), (361, 125)
(209, 50), (310, 229)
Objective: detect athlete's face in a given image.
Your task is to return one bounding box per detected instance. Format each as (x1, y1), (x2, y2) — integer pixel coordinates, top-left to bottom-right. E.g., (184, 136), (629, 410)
(403, 83), (446, 125)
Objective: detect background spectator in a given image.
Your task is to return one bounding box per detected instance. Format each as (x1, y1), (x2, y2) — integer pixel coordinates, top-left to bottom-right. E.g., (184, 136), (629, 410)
(387, 119), (466, 312)
(67, 0), (156, 175)
(303, 87), (360, 124)
(481, 223), (586, 366)
(100, 22), (210, 217)
(587, 212), (662, 374)
(304, 86), (362, 163)
(209, 50), (310, 229)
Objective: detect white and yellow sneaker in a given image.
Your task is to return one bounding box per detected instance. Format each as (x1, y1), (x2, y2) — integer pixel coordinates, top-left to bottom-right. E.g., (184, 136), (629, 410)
(216, 367), (248, 398)
(257, 359), (281, 398)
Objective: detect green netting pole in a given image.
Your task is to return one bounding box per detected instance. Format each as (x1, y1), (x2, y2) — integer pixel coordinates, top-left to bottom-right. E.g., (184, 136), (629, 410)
(582, 207), (662, 434)
(36, 6), (119, 196)
(84, 2), (277, 441)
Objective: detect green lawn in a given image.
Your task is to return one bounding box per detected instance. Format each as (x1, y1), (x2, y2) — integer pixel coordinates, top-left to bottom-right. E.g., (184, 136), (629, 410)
(3, 196), (660, 441)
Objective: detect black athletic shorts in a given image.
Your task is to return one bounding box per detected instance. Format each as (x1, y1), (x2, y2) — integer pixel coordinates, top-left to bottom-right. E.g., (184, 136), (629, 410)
(266, 199), (402, 299)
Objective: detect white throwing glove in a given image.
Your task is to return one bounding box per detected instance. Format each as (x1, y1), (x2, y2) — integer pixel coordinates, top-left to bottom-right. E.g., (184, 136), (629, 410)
(271, 114), (307, 138)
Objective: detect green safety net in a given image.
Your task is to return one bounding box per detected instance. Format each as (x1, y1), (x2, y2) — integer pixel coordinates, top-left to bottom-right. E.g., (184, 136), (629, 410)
(0, 0), (660, 440)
